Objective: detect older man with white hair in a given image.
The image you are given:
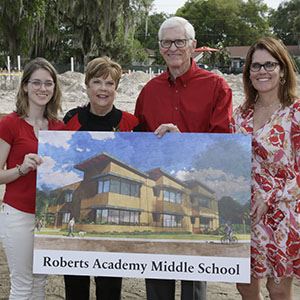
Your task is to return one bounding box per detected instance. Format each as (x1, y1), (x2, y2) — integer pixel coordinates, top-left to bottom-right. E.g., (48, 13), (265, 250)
(134, 16), (232, 300)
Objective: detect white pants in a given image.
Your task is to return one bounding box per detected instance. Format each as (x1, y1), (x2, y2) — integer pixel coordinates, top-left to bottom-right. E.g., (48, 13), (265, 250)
(1, 203), (47, 300)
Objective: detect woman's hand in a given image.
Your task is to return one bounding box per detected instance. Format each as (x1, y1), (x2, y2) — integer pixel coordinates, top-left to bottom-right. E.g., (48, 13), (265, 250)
(154, 123), (180, 138)
(251, 199), (269, 226)
(19, 154), (43, 175)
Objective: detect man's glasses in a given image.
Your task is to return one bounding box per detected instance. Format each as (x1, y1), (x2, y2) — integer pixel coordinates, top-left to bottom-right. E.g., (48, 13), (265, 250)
(159, 39), (191, 49)
(28, 80), (55, 89)
(250, 61), (279, 72)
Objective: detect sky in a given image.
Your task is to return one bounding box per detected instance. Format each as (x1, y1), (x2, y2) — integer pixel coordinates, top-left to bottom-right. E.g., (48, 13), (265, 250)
(36, 131), (251, 202)
(152, 0), (284, 14)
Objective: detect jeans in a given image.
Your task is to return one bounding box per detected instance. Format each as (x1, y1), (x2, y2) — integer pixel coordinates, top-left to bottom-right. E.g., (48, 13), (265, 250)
(1, 203), (47, 300)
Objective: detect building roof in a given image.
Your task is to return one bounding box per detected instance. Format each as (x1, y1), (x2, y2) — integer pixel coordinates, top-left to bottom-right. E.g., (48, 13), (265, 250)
(226, 45), (300, 59)
(184, 179), (215, 194)
(74, 152), (149, 179)
(50, 181), (81, 193)
(226, 46), (249, 59)
(147, 168), (187, 188)
(287, 45), (300, 56)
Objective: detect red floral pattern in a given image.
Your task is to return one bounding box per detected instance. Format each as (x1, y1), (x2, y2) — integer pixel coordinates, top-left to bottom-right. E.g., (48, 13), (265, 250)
(231, 101), (300, 282)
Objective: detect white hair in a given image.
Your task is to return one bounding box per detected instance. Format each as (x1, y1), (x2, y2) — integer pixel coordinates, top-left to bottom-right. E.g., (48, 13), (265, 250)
(158, 16), (195, 40)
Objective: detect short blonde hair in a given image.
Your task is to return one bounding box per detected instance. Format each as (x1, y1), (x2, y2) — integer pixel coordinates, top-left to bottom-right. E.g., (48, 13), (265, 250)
(85, 56), (122, 88)
(16, 57), (62, 120)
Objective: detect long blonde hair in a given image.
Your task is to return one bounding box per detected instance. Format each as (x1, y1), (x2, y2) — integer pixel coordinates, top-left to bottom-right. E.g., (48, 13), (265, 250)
(16, 57), (62, 119)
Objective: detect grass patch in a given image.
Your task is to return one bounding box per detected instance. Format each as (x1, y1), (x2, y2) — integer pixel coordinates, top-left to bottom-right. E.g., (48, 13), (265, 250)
(36, 230), (250, 241)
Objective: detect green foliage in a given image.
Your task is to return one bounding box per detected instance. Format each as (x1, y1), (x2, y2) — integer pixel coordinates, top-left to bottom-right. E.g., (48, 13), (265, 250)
(176, 0), (270, 46)
(36, 189), (49, 218)
(1, 0), (298, 68)
(0, 0), (155, 66)
(134, 12), (170, 64)
(269, 0), (300, 45)
(294, 56), (300, 73)
(135, 12), (168, 49)
(0, 0), (48, 64)
(218, 196), (250, 226)
(201, 42), (231, 68)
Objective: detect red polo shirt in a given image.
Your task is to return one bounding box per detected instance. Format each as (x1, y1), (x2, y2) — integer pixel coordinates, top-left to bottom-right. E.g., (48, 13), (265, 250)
(0, 112), (65, 213)
(134, 60), (232, 133)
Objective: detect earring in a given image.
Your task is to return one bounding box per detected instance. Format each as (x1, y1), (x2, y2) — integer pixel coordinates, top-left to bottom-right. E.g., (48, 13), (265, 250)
(280, 76), (286, 85)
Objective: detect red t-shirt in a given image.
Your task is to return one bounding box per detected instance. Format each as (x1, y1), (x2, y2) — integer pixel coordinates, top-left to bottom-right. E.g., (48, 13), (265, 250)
(0, 112), (65, 213)
(134, 60), (232, 133)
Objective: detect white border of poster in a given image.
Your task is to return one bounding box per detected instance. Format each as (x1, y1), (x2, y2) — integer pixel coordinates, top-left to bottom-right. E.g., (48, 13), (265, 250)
(33, 131), (251, 283)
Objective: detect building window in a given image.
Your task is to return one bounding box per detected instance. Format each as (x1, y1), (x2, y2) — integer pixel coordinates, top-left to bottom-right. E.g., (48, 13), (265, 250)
(163, 189), (182, 204)
(192, 196), (211, 208)
(169, 191), (176, 203)
(163, 214), (182, 228)
(96, 209), (108, 224)
(98, 179), (110, 193)
(65, 191), (73, 203)
(130, 184), (139, 197)
(62, 212), (71, 224)
(199, 198), (210, 208)
(95, 209), (140, 225)
(130, 211), (139, 224)
(121, 181), (130, 195)
(110, 179), (121, 193)
(200, 216), (211, 225)
(97, 177), (140, 197)
(163, 190), (169, 201)
(108, 209), (119, 224)
(175, 192), (182, 204)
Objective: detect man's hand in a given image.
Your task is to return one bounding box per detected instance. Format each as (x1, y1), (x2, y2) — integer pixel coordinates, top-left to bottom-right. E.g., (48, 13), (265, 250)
(154, 123), (180, 138)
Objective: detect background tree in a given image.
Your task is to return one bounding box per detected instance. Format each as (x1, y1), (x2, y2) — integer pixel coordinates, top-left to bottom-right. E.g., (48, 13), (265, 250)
(269, 0), (300, 45)
(176, 0), (270, 47)
(218, 196), (243, 224)
(1, 0), (298, 69)
(135, 12), (168, 64)
(0, 0), (48, 65)
(136, 12), (168, 50)
(0, 0), (154, 66)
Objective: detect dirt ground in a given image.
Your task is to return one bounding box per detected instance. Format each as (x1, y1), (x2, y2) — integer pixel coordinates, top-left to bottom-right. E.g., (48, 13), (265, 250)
(1, 242), (300, 300)
(34, 235), (249, 257)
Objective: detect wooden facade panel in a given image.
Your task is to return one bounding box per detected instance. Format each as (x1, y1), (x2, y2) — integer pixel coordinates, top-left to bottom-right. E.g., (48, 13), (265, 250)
(47, 154), (220, 233)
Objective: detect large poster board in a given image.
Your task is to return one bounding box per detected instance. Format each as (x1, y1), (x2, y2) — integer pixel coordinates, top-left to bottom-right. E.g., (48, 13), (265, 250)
(33, 131), (251, 283)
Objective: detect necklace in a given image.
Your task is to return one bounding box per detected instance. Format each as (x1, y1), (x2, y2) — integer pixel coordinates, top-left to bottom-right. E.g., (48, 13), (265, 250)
(255, 100), (281, 110)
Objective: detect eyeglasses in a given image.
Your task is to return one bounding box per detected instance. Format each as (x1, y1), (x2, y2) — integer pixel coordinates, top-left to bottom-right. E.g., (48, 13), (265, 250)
(28, 80), (55, 89)
(250, 61), (280, 72)
(159, 39), (191, 49)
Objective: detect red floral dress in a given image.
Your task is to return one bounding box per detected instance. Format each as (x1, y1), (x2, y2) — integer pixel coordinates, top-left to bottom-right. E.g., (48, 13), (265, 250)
(231, 100), (300, 282)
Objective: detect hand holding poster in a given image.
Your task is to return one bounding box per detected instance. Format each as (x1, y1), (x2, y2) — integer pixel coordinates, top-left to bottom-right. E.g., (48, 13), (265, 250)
(33, 131), (251, 283)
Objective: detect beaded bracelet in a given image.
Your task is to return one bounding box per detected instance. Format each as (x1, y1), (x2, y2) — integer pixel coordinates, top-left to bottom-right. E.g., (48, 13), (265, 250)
(16, 164), (26, 176)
